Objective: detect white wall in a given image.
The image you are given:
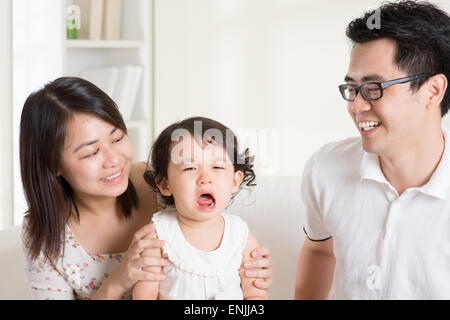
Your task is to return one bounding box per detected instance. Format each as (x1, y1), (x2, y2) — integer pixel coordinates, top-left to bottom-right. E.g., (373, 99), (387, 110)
(0, 0), (13, 230)
(154, 0), (450, 177)
(12, 0), (64, 227)
(3, 0), (450, 230)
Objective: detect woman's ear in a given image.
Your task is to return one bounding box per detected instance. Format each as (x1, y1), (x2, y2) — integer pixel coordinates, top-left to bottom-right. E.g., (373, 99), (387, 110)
(231, 170), (244, 194)
(157, 178), (172, 197)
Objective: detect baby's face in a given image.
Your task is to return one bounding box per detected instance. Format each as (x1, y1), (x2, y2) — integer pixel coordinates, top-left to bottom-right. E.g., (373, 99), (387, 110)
(158, 134), (243, 223)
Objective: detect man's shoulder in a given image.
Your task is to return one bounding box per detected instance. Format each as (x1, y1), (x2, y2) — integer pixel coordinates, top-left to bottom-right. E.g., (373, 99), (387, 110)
(312, 136), (363, 163)
(303, 136), (364, 179)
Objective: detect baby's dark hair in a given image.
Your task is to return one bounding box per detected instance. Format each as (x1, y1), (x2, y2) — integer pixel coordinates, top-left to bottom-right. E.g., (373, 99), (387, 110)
(144, 116), (256, 205)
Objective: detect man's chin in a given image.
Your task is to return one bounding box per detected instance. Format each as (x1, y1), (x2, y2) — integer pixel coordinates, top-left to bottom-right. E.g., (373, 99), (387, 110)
(361, 139), (381, 155)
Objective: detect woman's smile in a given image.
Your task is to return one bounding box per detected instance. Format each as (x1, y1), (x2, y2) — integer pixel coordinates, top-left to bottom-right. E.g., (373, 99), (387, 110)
(101, 168), (125, 184)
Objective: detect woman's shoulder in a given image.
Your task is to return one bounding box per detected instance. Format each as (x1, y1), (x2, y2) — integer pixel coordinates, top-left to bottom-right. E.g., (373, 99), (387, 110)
(130, 162), (147, 185)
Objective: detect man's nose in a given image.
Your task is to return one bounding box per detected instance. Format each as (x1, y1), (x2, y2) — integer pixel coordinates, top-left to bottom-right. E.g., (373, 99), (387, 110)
(350, 91), (372, 114)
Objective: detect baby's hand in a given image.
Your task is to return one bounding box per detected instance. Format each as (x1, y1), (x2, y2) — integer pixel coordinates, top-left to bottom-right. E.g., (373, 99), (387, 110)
(242, 246), (273, 290)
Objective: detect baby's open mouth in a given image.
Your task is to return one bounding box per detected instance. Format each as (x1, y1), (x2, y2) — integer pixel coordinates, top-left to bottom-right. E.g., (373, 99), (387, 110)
(197, 193), (216, 211)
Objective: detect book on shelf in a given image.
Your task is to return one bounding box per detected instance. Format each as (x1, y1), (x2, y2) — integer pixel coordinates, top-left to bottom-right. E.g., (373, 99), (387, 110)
(89, 0), (103, 40)
(80, 65), (143, 121)
(103, 0), (122, 40)
(70, 0), (122, 40)
(80, 66), (118, 98)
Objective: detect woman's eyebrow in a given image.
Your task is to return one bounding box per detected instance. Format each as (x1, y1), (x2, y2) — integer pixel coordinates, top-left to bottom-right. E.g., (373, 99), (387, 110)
(73, 140), (98, 153)
(73, 127), (118, 153)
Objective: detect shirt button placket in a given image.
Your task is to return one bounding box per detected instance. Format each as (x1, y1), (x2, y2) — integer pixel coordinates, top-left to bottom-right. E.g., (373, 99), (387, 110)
(384, 201), (399, 240)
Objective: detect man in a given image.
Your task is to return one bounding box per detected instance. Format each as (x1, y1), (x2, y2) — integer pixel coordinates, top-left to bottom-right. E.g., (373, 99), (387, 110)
(295, 1), (450, 299)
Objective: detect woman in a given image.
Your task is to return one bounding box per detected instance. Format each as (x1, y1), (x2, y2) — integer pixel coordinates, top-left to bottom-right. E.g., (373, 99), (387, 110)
(20, 77), (273, 299)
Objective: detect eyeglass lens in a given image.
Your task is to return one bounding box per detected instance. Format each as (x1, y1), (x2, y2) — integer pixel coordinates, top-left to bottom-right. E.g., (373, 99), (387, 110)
(342, 83), (382, 101)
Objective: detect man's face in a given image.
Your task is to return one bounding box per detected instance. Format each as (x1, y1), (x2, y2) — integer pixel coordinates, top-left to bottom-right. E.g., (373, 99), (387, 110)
(345, 38), (429, 157)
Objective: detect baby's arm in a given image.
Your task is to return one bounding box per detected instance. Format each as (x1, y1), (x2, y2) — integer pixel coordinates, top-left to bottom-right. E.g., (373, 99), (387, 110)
(240, 230), (269, 300)
(132, 229), (162, 300)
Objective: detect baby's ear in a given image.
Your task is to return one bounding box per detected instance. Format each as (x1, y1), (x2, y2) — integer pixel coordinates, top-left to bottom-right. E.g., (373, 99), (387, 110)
(157, 177), (172, 197)
(232, 170), (244, 194)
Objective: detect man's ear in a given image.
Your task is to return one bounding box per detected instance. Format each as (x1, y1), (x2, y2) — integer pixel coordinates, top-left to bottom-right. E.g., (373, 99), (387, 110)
(425, 73), (448, 111)
(157, 177), (172, 197)
(231, 170), (244, 194)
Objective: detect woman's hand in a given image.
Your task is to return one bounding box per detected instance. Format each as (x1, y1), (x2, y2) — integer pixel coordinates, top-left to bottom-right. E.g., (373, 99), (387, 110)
(242, 246), (274, 290)
(98, 223), (171, 298)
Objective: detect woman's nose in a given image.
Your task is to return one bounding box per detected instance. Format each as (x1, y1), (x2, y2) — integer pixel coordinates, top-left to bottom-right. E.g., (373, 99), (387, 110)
(103, 148), (120, 168)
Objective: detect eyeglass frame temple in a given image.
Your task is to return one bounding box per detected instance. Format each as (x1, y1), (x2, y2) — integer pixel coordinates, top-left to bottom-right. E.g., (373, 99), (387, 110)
(380, 73), (433, 89)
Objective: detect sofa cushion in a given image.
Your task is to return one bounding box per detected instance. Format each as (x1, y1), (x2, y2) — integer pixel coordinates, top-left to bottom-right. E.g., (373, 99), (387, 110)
(227, 175), (305, 299)
(0, 225), (31, 299)
(0, 175), (305, 300)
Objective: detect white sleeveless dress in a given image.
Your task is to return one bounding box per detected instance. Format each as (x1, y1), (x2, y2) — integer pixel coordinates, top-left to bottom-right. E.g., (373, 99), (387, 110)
(152, 207), (249, 300)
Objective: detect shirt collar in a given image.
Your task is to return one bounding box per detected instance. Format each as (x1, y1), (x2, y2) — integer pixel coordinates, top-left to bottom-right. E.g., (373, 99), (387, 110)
(360, 125), (450, 199)
(418, 126), (450, 199)
(360, 146), (389, 185)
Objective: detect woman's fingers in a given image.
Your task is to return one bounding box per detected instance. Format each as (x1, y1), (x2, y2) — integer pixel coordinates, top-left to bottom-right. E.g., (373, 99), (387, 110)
(252, 278), (273, 290)
(129, 226), (164, 257)
(139, 271), (167, 282)
(136, 239), (165, 253)
(244, 257), (272, 270)
(250, 246), (271, 259)
(131, 223), (155, 245)
(138, 256), (172, 268)
(244, 266), (273, 280)
(242, 246), (274, 290)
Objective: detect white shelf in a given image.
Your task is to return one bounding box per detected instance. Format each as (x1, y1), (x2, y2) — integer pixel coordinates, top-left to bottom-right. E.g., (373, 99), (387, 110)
(65, 39), (145, 49)
(62, 0), (153, 162)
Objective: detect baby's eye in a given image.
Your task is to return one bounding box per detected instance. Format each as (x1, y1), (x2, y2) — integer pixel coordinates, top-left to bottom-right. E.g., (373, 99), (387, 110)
(183, 167), (196, 171)
(213, 166), (225, 169)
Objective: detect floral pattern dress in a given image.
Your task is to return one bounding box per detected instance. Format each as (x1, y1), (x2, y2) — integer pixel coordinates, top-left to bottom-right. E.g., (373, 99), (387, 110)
(21, 219), (131, 300)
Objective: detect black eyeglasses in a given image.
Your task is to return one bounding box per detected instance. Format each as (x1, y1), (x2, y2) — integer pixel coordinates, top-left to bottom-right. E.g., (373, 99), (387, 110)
(338, 73), (433, 102)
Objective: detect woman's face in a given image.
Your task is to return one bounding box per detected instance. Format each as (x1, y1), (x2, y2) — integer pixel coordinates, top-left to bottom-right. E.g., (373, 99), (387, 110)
(58, 113), (133, 202)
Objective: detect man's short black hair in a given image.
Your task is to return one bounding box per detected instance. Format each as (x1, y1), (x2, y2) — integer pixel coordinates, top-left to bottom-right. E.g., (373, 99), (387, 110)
(346, 1), (450, 117)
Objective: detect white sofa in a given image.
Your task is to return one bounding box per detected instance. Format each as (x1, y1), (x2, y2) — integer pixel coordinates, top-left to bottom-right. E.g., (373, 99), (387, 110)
(0, 175), (305, 300)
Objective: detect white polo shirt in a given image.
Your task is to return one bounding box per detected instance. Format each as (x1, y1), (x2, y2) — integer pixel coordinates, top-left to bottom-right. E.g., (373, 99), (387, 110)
(302, 127), (450, 299)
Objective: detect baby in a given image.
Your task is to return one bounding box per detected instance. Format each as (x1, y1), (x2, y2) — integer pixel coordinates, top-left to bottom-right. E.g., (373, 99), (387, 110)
(133, 117), (268, 300)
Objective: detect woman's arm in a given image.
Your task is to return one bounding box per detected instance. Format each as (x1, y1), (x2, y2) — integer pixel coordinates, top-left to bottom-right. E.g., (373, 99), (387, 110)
(240, 231), (269, 300)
